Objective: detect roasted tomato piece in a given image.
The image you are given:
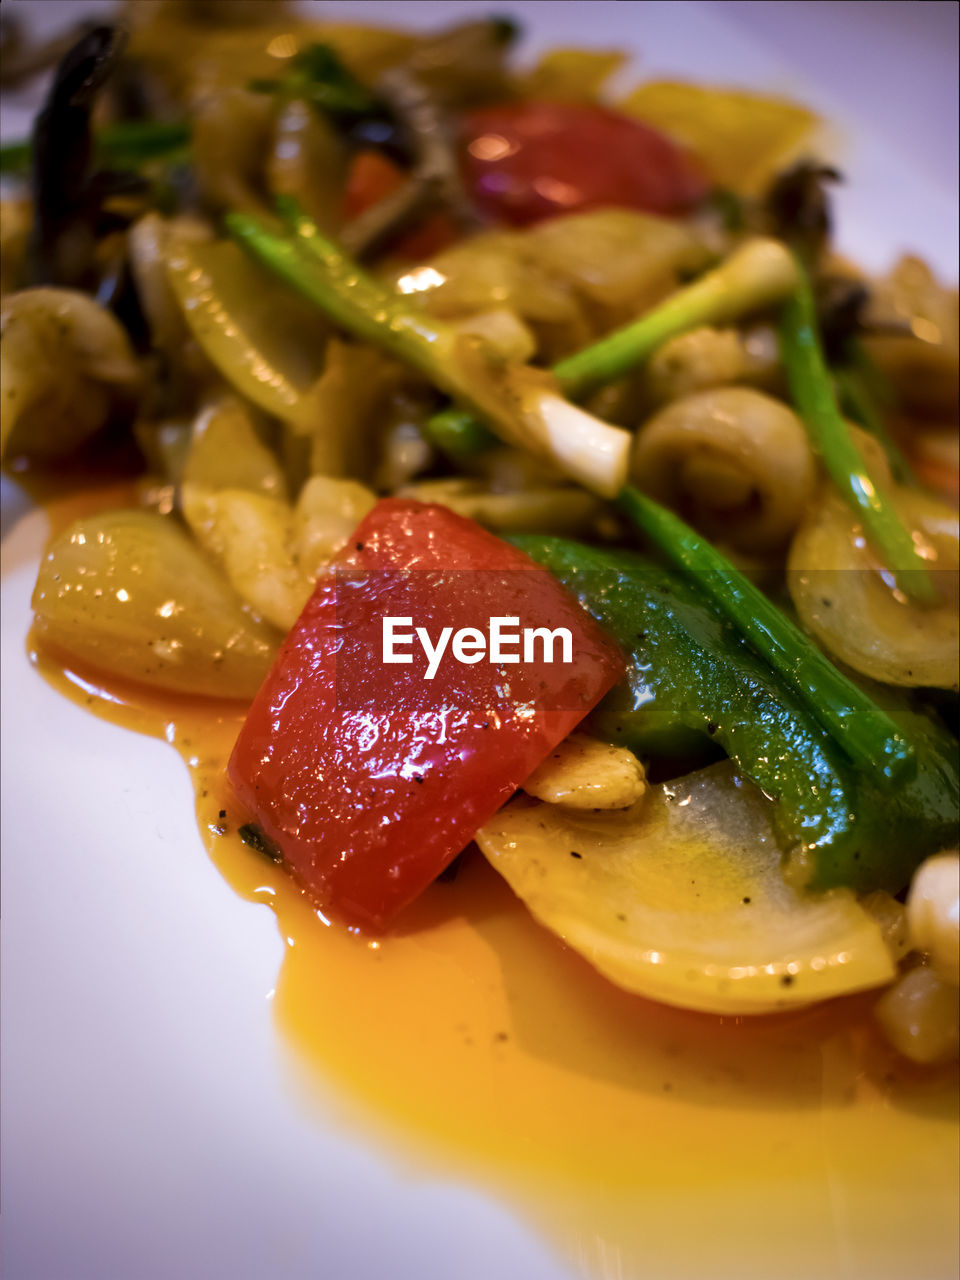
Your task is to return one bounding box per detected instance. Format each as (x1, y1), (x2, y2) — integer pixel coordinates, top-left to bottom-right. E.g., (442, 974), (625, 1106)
(462, 100), (710, 225)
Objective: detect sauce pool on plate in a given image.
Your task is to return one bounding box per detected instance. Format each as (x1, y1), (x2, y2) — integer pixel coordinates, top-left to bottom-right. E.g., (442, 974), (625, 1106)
(23, 479), (960, 1279)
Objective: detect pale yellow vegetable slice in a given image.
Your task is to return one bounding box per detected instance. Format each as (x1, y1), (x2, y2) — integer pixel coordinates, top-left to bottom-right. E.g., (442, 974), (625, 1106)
(620, 81), (817, 195)
(32, 510), (280, 698)
(523, 734), (646, 810)
(181, 486), (310, 633)
(166, 238), (329, 426)
(292, 476), (377, 581)
(788, 486), (959, 689)
(267, 99), (347, 236)
(395, 478), (602, 535)
(476, 762), (896, 1014)
(520, 48), (627, 102)
(191, 88), (275, 216)
(127, 19), (416, 106)
(296, 337), (401, 476)
(183, 397), (288, 500)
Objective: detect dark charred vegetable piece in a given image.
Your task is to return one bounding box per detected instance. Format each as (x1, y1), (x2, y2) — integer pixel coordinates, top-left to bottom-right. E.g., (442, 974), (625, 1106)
(341, 66), (481, 259)
(0, 120), (191, 177)
(26, 25), (149, 289)
(403, 16), (520, 106)
(779, 255), (936, 602)
(764, 160), (840, 266)
(816, 274), (870, 361)
(335, 18), (522, 258)
(512, 535), (959, 896)
(238, 823), (284, 864)
(178, 0), (293, 26)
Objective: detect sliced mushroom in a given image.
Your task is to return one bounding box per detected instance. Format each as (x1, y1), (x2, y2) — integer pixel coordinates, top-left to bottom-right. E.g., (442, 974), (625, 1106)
(1, 287), (141, 461)
(631, 386), (818, 552)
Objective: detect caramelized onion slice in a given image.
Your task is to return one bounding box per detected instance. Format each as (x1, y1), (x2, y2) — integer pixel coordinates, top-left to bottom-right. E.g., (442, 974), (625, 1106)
(476, 762), (895, 1015)
(32, 510), (280, 698)
(788, 486), (959, 690)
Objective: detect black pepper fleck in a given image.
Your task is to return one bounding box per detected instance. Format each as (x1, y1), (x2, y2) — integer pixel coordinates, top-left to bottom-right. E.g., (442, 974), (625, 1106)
(239, 823), (283, 863)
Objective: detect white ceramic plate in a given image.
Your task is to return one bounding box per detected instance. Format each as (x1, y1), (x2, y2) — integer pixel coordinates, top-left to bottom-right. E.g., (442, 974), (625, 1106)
(2, 4), (957, 1279)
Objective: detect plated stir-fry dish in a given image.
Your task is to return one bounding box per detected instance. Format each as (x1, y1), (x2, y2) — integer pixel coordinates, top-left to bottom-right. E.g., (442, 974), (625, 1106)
(2, 0), (958, 1080)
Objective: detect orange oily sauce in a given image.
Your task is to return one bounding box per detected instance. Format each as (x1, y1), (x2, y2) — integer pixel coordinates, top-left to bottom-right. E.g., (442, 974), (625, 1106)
(26, 482), (960, 1280)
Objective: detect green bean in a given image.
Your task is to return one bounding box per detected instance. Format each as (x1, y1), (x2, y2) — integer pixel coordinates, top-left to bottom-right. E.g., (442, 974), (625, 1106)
(425, 237), (799, 455)
(779, 258), (935, 602)
(834, 339), (914, 485)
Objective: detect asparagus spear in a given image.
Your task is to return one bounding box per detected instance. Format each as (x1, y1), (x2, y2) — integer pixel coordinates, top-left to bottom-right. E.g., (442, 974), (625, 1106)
(779, 257), (936, 603)
(226, 205), (915, 784)
(427, 238), (799, 456)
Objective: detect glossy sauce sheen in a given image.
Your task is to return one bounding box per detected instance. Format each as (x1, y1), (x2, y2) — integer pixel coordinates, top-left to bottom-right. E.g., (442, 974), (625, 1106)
(26, 484), (960, 1279)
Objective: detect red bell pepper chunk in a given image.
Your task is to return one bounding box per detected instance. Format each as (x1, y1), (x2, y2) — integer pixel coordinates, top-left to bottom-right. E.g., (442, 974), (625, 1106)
(462, 100), (710, 226)
(228, 500), (623, 929)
